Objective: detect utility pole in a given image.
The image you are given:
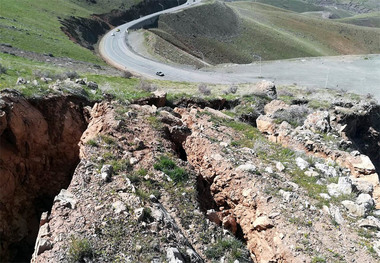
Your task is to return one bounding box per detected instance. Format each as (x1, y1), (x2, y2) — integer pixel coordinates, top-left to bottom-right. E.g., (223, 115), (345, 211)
(325, 68), (330, 89)
(158, 3), (164, 10)
(252, 54), (262, 77)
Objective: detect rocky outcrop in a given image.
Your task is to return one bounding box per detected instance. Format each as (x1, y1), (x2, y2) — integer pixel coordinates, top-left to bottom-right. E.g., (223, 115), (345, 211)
(256, 100), (380, 209)
(0, 90), (90, 262)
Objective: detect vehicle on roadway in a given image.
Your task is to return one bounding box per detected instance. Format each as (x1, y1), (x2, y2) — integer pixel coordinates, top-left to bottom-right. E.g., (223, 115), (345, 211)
(116, 28), (120, 32)
(111, 33), (115, 36)
(156, 71), (165, 77)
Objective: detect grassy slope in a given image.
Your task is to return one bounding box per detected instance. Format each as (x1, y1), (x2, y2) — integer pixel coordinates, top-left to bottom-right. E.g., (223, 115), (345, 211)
(0, 0), (139, 63)
(150, 1), (380, 64)
(337, 12), (380, 28)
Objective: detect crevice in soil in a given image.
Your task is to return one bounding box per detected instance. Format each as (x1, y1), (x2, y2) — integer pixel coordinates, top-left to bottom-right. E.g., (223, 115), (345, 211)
(338, 105), (380, 174)
(168, 97), (240, 110)
(0, 92), (92, 262)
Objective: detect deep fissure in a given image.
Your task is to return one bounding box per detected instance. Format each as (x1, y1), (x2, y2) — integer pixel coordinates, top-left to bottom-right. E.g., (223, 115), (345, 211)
(0, 92), (91, 262)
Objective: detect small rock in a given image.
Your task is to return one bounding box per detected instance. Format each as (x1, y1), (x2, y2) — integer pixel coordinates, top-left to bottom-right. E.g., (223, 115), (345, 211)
(319, 193), (331, 200)
(87, 81), (98, 89)
(327, 177), (352, 197)
(358, 216), (380, 230)
(236, 163), (256, 173)
(129, 157), (139, 165)
(265, 167), (273, 173)
(356, 193), (375, 209)
(350, 150), (361, 156)
(75, 78), (85, 85)
(101, 164), (113, 182)
(112, 201), (127, 214)
(54, 189), (77, 209)
(279, 190), (298, 202)
(296, 157), (309, 170)
(252, 216), (274, 231)
(134, 207), (145, 222)
(330, 206), (344, 225)
(276, 162), (285, 172)
(341, 200), (366, 217)
(166, 247), (185, 263)
(315, 162), (338, 177)
(37, 238), (52, 255)
(352, 179), (374, 195)
(305, 170), (319, 177)
(16, 77), (27, 85)
(150, 194), (158, 203)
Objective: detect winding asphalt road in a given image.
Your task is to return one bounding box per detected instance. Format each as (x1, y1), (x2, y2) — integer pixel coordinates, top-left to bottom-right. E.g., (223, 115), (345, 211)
(99, 0), (380, 101)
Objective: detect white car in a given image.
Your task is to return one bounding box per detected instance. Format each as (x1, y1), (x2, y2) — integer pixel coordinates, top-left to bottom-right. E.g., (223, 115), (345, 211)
(111, 33), (115, 36)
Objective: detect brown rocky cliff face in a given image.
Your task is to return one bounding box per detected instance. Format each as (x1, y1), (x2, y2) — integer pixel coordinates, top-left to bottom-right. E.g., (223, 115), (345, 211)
(0, 90), (90, 262)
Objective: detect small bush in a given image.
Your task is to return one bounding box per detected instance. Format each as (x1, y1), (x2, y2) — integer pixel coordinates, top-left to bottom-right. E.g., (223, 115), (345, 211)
(64, 71), (79, 80)
(137, 79), (157, 92)
(121, 71), (133, 79)
(198, 83), (211, 95)
(224, 85), (238, 94)
(0, 63), (7, 74)
(154, 156), (188, 183)
(86, 139), (98, 147)
(67, 236), (93, 263)
(311, 256), (326, 263)
(205, 238), (248, 261)
(272, 105), (310, 127)
(33, 69), (54, 79)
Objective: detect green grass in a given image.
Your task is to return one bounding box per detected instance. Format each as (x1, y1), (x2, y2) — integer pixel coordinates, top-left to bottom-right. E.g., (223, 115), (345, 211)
(154, 156), (188, 183)
(67, 236), (94, 263)
(0, 0), (143, 63)
(205, 238), (249, 261)
(0, 53), (150, 101)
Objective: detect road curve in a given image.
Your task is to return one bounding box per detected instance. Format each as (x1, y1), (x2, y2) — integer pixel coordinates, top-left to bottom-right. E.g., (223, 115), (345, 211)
(99, 1), (380, 101)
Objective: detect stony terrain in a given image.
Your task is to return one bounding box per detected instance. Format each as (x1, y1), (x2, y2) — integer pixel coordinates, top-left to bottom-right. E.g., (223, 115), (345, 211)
(1, 78), (380, 262)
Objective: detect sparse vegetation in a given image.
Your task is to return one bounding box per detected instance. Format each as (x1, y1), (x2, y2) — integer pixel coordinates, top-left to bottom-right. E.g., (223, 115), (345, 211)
(154, 156), (188, 183)
(198, 83), (211, 95)
(205, 237), (250, 261)
(67, 236), (94, 263)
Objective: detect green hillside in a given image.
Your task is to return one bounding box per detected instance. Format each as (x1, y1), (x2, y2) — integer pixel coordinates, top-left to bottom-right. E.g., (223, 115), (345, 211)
(147, 1), (380, 65)
(338, 12), (380, 28)
(0, 0), (138, 63)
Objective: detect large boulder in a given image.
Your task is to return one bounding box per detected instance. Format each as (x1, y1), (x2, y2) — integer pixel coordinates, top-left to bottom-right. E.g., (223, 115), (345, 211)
(303, 111), (331, 133)
(264, 100), (289, 115)
(253, 80), (277, 99)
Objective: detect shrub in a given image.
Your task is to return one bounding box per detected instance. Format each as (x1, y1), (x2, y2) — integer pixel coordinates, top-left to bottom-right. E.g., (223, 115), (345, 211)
(33, 69), (54, 79)
(154, 156), (188, 183)
(86, 139), (98, 147)
(67, 236), (93, 263)
(64, 71), (79, 80)
(205, 238), (248, 260)
(0, 63), (7, 74)
(272, 105), (310, 127)
(121, 71), (133, 79)
(137, 79), (157, 92)
(224, 85), (238, 94)
(198, 83), (211, 95)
